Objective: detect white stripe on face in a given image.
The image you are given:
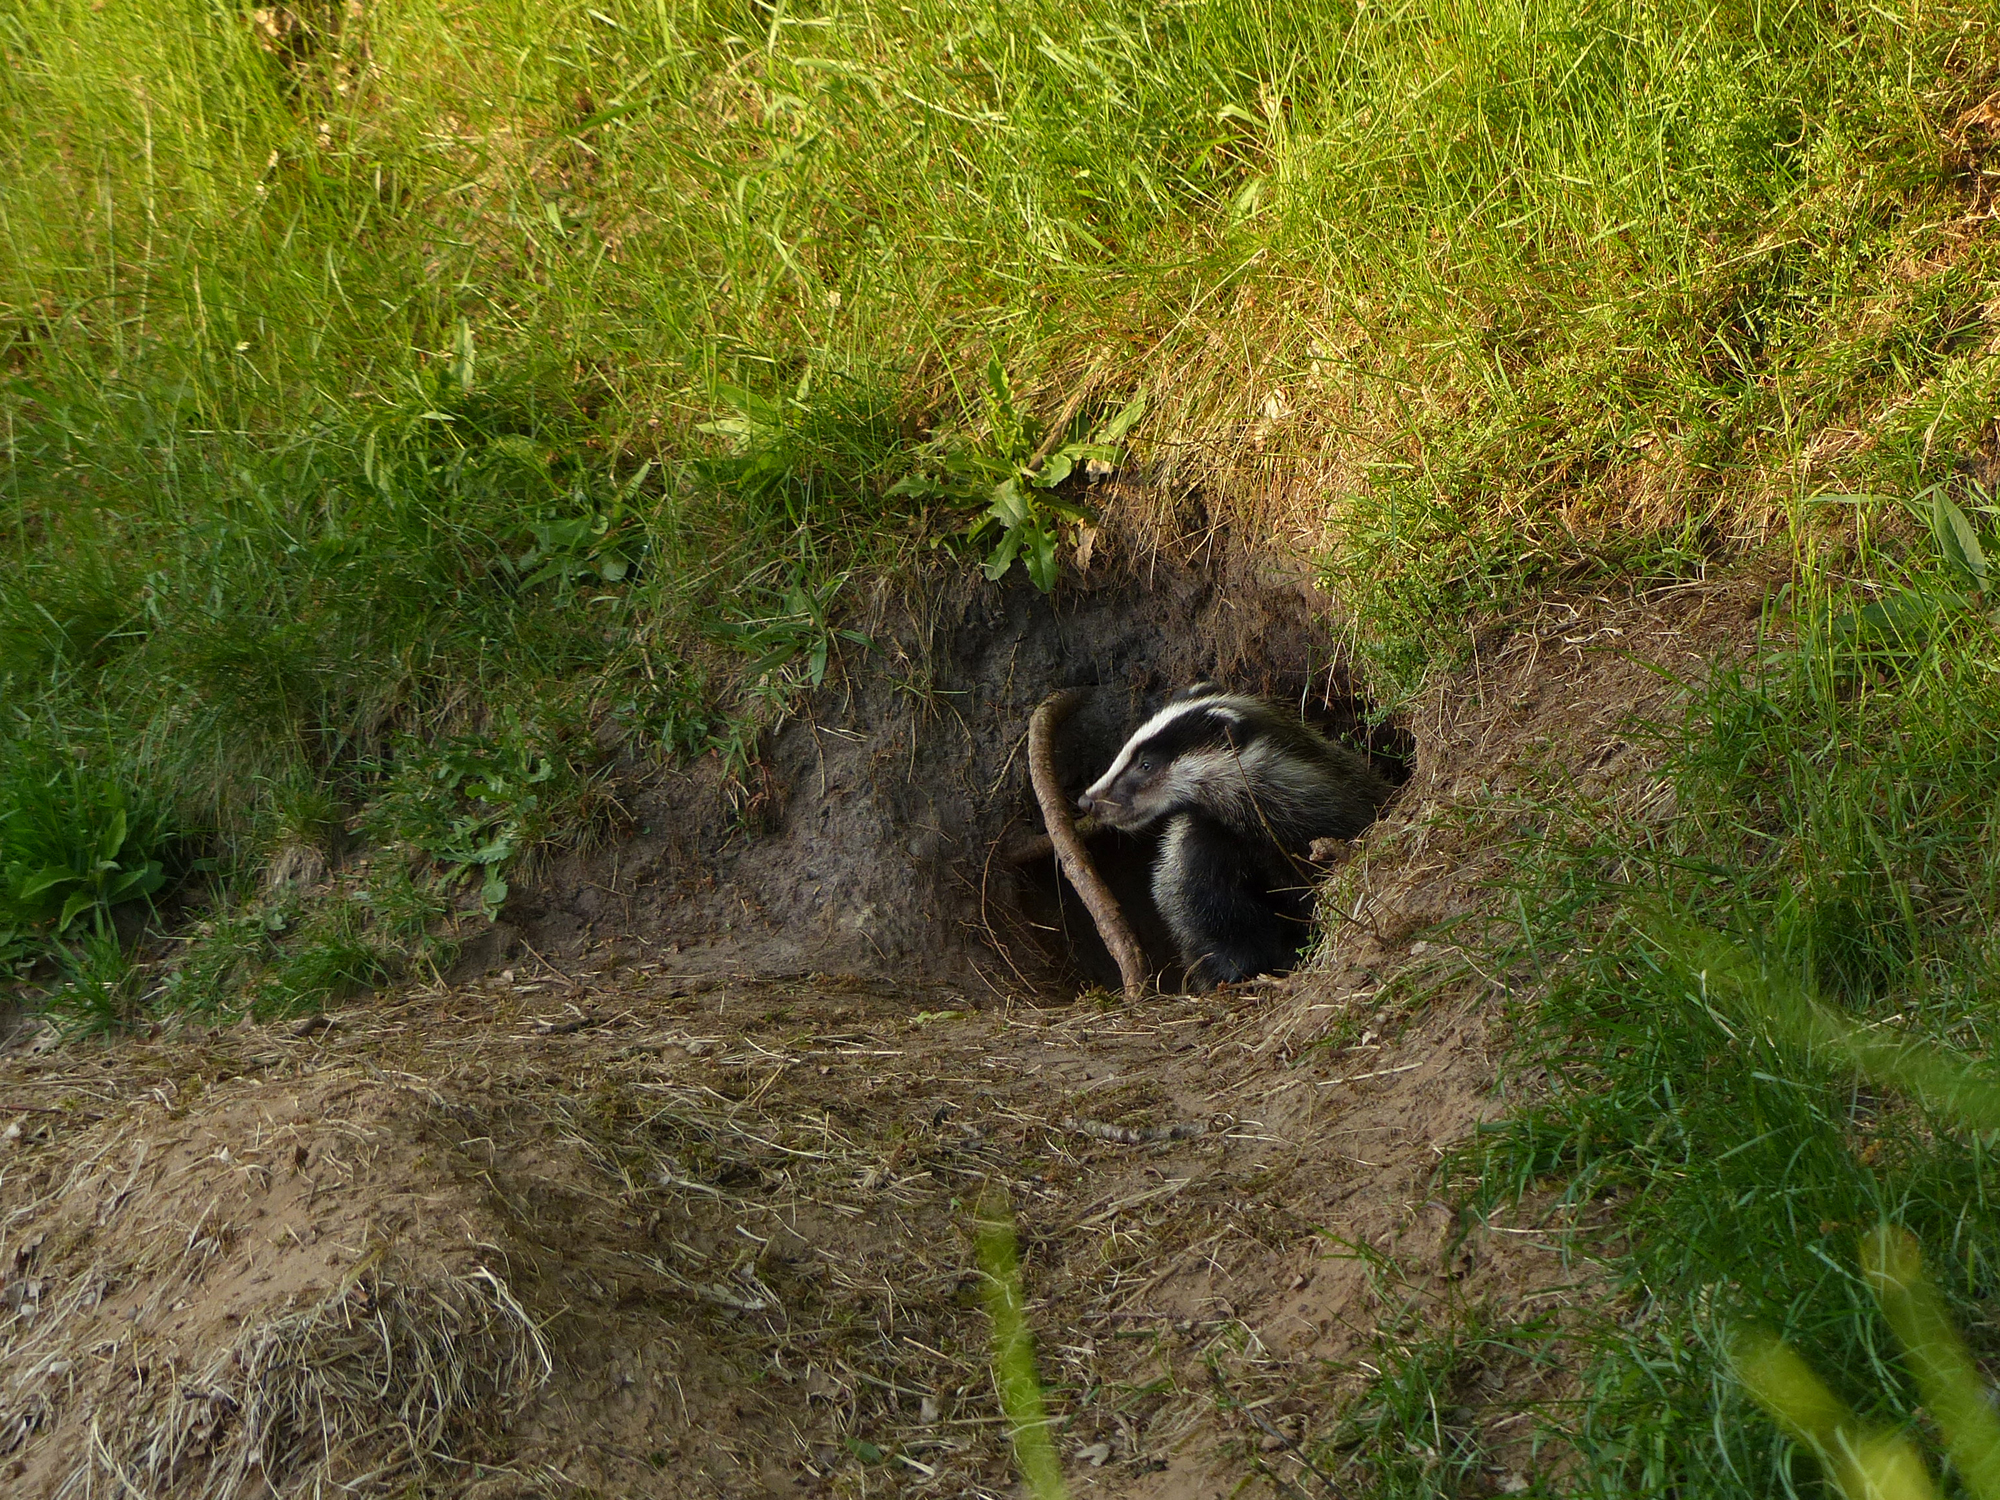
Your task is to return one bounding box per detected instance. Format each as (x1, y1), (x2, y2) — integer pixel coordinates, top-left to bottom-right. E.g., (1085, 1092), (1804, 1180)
(1082, 694), (1243, 803)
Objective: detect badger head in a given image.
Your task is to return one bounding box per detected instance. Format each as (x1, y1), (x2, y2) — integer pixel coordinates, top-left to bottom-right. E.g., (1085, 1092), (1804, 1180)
(1076, 690), (1246, 832)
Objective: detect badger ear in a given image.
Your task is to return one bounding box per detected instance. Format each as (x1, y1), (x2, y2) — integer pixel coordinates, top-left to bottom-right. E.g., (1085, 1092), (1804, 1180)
(1170, 680), (1219, 704)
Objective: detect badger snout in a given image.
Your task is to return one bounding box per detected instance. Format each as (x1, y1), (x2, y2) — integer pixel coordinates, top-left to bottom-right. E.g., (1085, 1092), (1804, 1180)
(1078, 781), (1121, 818)
(1081, 792), (1135, 829)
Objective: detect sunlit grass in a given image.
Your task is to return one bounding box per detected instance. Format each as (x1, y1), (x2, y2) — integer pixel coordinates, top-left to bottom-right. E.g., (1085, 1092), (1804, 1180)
(1731, 1226), (2000, 1500)
(8, 0), (1996, 690)
(1469, 492), (2000, 1494)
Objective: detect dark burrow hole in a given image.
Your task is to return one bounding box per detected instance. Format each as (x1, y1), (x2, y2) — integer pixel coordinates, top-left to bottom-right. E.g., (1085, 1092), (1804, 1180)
(1001, 648), (1412, 995)
(499, 549), (1412, 996)
(968, 563), (1412, 994)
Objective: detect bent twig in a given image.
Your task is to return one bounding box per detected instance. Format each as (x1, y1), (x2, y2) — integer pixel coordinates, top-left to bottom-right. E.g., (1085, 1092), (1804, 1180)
(1027, 689), (1148, 1001)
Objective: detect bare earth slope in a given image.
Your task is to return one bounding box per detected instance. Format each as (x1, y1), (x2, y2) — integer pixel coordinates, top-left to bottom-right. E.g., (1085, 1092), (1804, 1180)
(0, 576), (1762, 1498)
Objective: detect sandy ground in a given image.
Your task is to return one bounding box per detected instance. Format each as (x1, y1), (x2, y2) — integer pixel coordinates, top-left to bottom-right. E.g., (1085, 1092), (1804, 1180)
(0, 571), (1766, 1497)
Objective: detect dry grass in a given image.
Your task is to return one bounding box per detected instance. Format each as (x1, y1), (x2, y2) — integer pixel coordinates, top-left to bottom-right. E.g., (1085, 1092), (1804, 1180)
(0, 1052), (551, 1496)
(0, 952), (1534, 1495)
(72, 1262), (549, 1497)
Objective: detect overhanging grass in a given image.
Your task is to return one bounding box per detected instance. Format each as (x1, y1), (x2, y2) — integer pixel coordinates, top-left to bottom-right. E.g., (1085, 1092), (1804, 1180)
(10, 0), (1997, 593)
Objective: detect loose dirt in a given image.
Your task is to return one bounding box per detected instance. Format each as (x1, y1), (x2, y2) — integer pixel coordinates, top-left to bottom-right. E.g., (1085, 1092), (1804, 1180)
(0, 565), (1768, 1498)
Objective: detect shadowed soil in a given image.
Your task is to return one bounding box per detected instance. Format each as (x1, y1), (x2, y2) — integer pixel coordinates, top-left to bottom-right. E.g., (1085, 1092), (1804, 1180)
(478, 555), (1407, 996)
(0, 569), (1767, 1497)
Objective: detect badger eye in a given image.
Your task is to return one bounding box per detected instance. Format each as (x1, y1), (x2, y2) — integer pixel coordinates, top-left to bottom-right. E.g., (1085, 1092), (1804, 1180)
(1139, 758), (1152, 771)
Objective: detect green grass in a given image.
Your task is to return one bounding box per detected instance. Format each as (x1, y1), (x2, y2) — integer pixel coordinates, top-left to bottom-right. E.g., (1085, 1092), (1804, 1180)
(1463, 497), (2000, 1495)
(1318, 1299), (1568, 1496)
(4, 3), (1993, 927)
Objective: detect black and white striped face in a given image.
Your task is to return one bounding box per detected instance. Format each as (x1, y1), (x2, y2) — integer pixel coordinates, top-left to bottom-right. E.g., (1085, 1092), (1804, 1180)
(1077, 692), (1251, 832)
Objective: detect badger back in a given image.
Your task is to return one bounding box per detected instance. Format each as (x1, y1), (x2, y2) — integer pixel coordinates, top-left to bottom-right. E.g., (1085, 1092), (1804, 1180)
(1224, 701), (1390, 846)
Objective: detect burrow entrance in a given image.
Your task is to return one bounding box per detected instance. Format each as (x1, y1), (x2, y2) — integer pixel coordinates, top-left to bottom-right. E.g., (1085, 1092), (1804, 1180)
(496, 552), (1412, 995)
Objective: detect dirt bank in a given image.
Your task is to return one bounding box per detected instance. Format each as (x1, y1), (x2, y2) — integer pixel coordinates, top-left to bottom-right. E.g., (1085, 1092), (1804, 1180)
(480, 552), (1408, 996)
(0, 567), (1765, 1497)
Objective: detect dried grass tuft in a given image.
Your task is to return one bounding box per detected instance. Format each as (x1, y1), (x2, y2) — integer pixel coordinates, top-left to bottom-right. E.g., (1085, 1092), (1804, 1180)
(60, 1256), (548, 1498)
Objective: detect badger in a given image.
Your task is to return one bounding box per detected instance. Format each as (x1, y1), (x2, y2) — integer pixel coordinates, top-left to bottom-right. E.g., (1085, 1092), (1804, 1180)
(1077, 688), (1391, 989)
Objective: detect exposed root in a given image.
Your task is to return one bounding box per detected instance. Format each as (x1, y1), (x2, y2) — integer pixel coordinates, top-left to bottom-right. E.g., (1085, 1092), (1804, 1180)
(1027, 689), (1149, 999)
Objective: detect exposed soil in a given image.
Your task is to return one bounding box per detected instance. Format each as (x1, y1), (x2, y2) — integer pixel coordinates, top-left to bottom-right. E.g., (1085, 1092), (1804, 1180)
(480, 555), (1409, 995)
(0, 560), (1770, 1498)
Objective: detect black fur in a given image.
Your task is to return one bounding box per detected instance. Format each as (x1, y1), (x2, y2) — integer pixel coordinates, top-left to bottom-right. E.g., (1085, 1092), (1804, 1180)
(1155, 812), (1313, 988)
(1078, 690), (1391, 989)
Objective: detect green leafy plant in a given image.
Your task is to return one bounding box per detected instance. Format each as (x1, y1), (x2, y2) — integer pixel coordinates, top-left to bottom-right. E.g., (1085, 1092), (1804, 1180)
(0, 921), (28, 977)
(710, 576), (872, 691)
(0, 757), (170, 944)
(1826, 483), (1996, 653)
(891, 359), (1146, 592)
(359, 719), (584, 919)
(511, 454), (652, 591)
(606, 663), (720, 763)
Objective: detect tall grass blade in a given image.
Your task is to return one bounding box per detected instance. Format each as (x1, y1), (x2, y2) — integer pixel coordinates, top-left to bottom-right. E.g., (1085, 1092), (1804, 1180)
(1653, 920), (2000, 1130)
(1730, 1327), (1937, 1500)
(1861, 1228), (2000, 1500)
(975, 1194), (1069, 1500)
